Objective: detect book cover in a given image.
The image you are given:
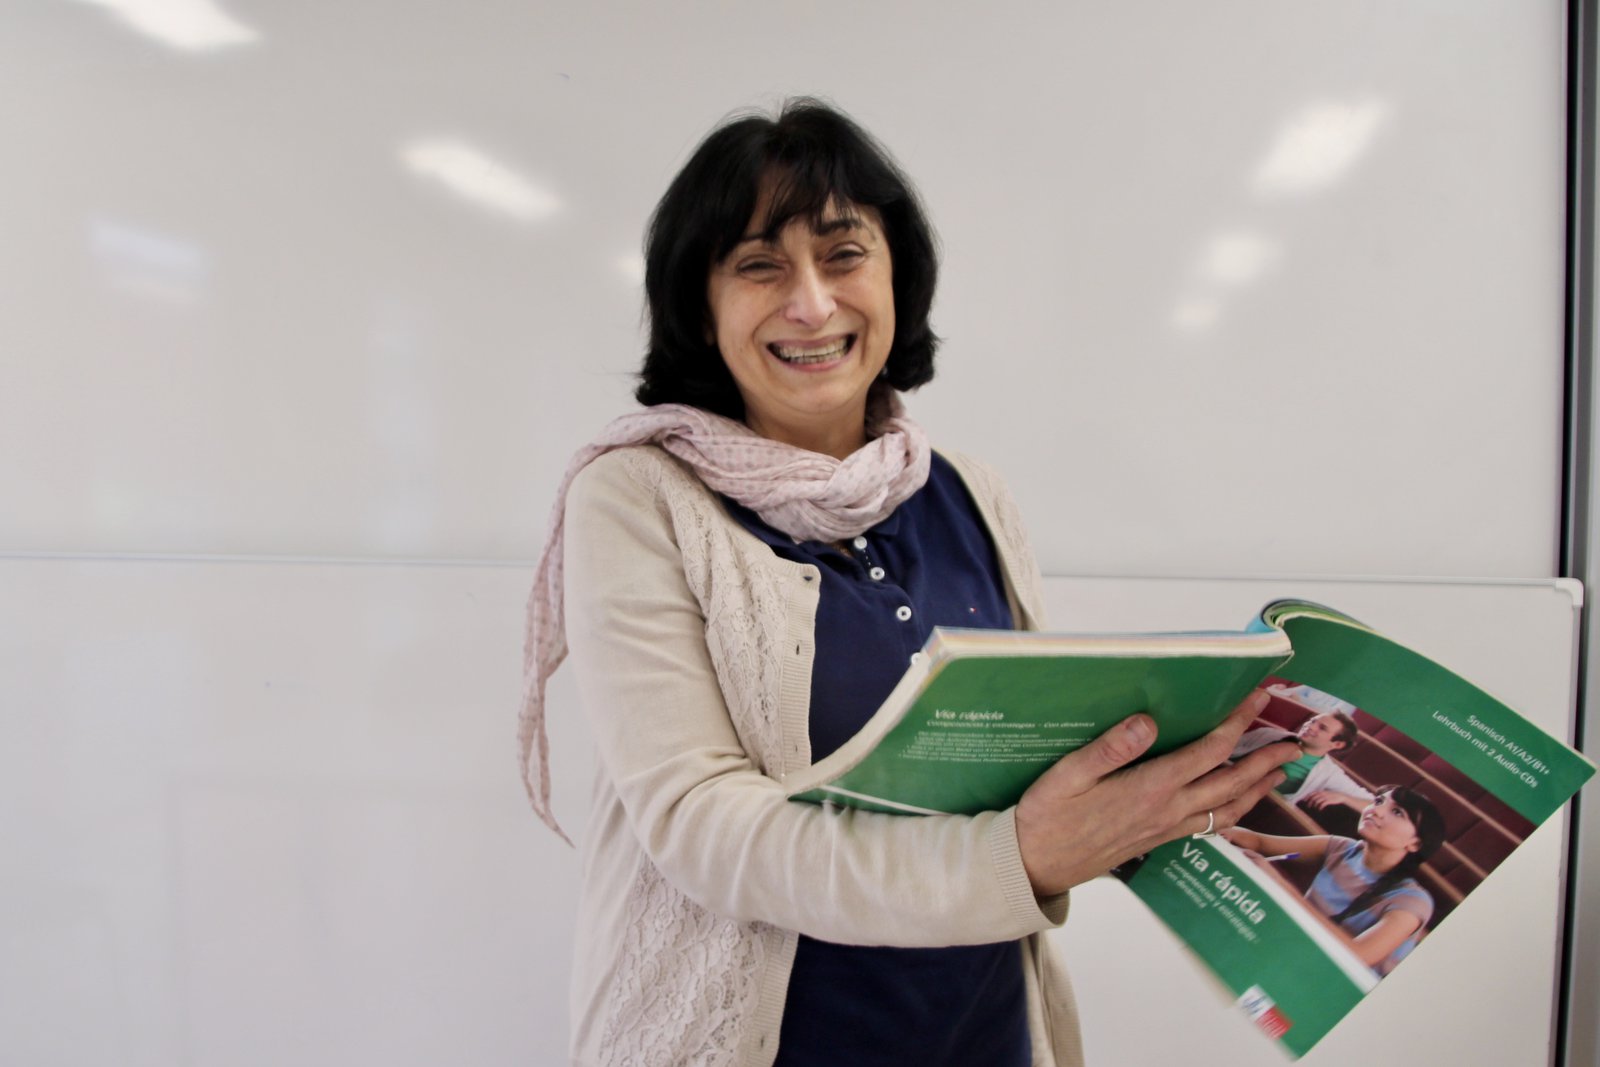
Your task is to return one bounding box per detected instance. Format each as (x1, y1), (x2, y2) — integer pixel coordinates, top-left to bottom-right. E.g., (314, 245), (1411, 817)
(1116, 604), (1593, 1056)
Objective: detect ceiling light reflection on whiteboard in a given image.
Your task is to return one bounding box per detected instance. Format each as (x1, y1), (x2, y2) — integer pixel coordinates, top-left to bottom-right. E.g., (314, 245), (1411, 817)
(401, 139), (561, 223)
(90, 219), (209, 305)
(1198, 232), (1281, 287)
(1252, 99), (1391, 196)
(1173, 296), (1222, 334)
(70, 0), (261, 51)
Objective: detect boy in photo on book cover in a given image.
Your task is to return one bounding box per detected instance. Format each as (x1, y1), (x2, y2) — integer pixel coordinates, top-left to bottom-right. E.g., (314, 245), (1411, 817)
(1232, 683), (1375, 834)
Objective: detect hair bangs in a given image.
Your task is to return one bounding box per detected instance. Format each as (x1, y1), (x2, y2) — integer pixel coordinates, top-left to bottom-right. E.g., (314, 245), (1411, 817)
(753, 157), (861, 243)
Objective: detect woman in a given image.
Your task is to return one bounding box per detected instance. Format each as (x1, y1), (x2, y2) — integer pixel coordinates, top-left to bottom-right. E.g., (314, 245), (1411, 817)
(518, 99), (1298, 1067)
(1222, 785), (1447, 977)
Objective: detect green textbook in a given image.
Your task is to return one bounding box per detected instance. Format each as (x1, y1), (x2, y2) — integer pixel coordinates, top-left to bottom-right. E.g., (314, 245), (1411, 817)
(785, 598), (1595, 1057)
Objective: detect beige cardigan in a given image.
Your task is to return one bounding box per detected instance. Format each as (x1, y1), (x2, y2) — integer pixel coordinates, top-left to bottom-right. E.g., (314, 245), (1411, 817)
(562, 445), (1084, 1067)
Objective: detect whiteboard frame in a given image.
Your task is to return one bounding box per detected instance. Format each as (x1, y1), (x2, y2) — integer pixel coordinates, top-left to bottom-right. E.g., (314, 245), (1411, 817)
(1562, 3), (1600, 1066)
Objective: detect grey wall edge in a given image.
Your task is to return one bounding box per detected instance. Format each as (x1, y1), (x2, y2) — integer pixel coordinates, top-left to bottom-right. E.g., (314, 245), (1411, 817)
(1562, 2), (1598, 1065)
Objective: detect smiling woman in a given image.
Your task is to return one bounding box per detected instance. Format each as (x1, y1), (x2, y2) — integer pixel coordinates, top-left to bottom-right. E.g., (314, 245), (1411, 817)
(706, 201), (895, 458)
(634, 103), (938, 430)
(516, 98), (1298, 1067)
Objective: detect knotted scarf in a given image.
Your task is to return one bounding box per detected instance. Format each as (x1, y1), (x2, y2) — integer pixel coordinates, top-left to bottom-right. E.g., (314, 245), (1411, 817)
(518, 387), (930, 840)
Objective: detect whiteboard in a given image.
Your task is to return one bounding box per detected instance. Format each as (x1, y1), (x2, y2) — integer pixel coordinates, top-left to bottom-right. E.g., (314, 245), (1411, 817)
(0, 557), (583, 1066)
(0, 0), (1566, 579)
(2, 0), (1579, 1062)
(0, 561), (1579, 1065)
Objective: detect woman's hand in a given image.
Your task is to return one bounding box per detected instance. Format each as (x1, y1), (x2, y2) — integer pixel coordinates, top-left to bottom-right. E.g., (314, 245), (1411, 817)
(1015, 690), (1301, 897)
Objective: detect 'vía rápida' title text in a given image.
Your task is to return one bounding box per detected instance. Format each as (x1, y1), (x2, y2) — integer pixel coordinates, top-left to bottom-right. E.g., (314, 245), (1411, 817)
(1181, 841), (1267, 925)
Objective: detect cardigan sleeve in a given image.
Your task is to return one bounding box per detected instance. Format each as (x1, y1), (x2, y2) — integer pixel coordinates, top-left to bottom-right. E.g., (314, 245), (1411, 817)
(562, 450), (1068, 947)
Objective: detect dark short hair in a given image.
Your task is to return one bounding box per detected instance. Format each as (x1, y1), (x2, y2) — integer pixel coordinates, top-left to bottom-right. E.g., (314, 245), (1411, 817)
(1326, 711), (1360, 751)
(636, 98), (940, 419)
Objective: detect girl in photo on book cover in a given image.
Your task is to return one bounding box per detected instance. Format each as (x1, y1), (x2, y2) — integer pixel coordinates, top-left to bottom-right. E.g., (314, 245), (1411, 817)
(1222, 785), (1447, 977)
(516, 98), (1302, 1066)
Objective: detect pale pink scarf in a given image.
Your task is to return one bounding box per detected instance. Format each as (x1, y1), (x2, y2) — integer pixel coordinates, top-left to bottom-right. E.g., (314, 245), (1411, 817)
(519, 388), (930, 841)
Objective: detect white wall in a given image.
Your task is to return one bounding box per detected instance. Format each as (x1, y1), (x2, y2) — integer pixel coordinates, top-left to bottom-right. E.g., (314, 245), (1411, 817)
(2, 1), (1575, 1064)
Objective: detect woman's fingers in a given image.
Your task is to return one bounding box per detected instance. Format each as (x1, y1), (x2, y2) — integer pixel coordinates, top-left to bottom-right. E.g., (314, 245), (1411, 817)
(1025, 712), (1157, 803)
(1191, 737), (1300, 797)
(1040, 689), (1274, 808)
(1134, 690), (1271, 784)
(1179, 740), (1296, 821)
(1211, 761), (1290, 829)
(1015, 690), (1300, 895)
(1015, 712), (1167, 895)
(1145, 728), (1297, 849)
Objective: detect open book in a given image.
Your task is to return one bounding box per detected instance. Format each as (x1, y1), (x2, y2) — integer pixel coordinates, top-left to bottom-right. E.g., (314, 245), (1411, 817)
(785, 599), (1594, 1056)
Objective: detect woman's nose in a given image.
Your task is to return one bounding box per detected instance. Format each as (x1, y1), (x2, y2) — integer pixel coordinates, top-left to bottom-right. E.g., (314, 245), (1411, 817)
(782, 262), (836, 326)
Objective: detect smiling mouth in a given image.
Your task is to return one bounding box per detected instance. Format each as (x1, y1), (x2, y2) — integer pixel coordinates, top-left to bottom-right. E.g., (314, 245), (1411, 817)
(769, 335), (853, 365)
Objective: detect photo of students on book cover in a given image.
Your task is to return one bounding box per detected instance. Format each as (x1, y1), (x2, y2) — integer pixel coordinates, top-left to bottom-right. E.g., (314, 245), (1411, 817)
(1225, 676), (1538, 958)
(1109, 663), (1577, 1057)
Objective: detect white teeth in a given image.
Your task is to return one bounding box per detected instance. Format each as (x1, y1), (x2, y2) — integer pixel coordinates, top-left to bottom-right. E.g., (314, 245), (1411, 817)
(771, 337), (850, 364)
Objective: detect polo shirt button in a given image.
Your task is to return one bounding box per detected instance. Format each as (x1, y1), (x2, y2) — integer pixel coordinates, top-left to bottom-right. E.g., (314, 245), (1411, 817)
(910, 651), (925, 666)
(852, 536), (868, 550)
(869, 566), (886, 581)
(895, 605), (912, 622)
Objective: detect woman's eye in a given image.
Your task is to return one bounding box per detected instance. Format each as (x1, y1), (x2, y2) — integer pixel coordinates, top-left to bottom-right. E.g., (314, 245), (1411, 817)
(829, 248), (865, 266)
(737, 260), (780, 276)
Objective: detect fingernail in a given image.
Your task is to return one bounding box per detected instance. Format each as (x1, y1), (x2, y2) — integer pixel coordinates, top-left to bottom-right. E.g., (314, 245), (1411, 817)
(1124, 715), (1154, 745)
(1249, 690), (1270, 711)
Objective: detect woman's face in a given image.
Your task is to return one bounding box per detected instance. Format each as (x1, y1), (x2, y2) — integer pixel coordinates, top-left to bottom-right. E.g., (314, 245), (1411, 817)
(705, 190), (895, 459)
(1358, 792), (1422, 854)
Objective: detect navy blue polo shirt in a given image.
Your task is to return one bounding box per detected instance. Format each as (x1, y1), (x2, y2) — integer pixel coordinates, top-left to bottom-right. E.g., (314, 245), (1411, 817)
(721, 453), (1030, 1067)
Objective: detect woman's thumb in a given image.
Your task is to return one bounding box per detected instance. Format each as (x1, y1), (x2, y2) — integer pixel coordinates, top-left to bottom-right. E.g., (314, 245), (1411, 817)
(1087, 713), (1157, 772)
(1030, 713), (1158, 798)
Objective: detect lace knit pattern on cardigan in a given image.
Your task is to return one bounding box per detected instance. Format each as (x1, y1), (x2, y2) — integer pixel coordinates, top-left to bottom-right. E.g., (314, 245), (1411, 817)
(595, 449), (787, 1066)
